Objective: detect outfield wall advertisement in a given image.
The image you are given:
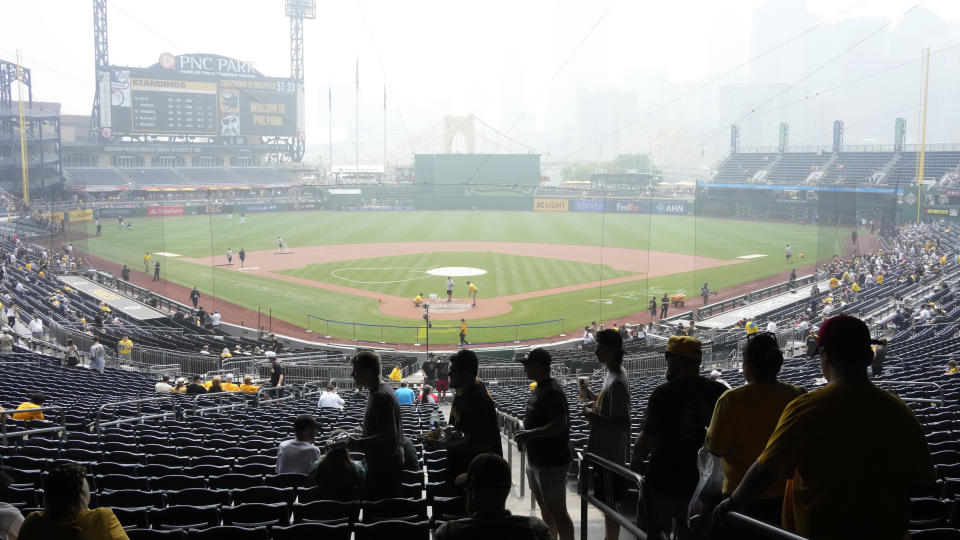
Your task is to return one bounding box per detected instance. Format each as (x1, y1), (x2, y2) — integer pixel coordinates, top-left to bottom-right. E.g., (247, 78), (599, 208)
(534, 199), (569, 212)
(147, 206), (185, 217)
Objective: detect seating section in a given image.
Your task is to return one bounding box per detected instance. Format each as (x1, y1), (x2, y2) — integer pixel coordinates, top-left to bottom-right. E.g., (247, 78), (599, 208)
(63, 166), (296, 189)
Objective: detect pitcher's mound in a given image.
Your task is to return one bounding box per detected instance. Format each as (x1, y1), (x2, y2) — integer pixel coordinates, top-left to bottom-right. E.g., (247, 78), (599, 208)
(426, 266), (487, 277)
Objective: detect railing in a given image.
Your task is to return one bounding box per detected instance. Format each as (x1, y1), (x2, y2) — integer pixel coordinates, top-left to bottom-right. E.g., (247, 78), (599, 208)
(578, 451), (646, 540)
(726, 513), (808, 539)
(93, 396), (179, 436)
(623, 352), (666, 376)
(497, 411), (526, 498)
(479, 363), (566, 385)
(307, 314), (565, 347)
(873, 380), (944, 406)
(1, 405), (66, 445)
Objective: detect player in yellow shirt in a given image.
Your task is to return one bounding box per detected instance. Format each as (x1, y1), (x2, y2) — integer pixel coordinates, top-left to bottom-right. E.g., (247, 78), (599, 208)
(143, 252), (152, 272)
(466, 281), (479, 306)
(413, 293), (423, 307)
(828, 277), (839, 289)
(239, 376), (260, 394)
(876, 274), (884, 285)
(13, 394), (46, 421)
(459, 318), (470, 346)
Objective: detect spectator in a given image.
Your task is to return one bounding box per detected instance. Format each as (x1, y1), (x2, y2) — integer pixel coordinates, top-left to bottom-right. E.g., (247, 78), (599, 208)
(946, 360), (958, 375)
(221, 374), (240, 392)
(199, 345), (211, 356)
(317, 384), (345, 409)
(63, 339), (79, 368)
(872, 338), (887, 377)
(220, 347), (232, 360)
(18, 463), (127, 540)
(709, 369), (731, 389)
(714, 315), (936, 539)
(418, 384), (439, 404)
(394, 381), (415, 405)
(207, 376), (224, 393)
(0, 467), (24, 540)
(89, 338), (106, 374)
(172, 378), (187, 393)
(765, 320), (778, 333)
(276, 415), (323, 475)
(629, 336), (726, 539)
(421, 354), (438, 388)
(239, 375), (260, 393)
(443, 349), (503, 481)
(436, 356), (450, 402)
(13, 393), (46, 421)
(0, 327), (12, 352)
(117, 335), (133, 364)
(582, 327), (595, 347)
(28, 315), (43, 349)
(211, 309), (221, 331)
(267, 351), (284, 398)
(307, 429), (365, 501)
(705, 332), (806, 533)
(186, 375), (207, 395)
(514, 348), (574, 540)
(435, 453), (552, 540)
(347, 350), (404, 500)
(154, 375), (173, 393)
(580, 329), (631, 540)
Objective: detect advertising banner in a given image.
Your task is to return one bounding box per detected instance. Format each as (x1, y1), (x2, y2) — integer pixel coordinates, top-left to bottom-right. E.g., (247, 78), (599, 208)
(96, 208), (140, 218)
(533, 199), (569, 212)
(654, 201), (689, 215)
(573, 199), (605, 212)
(243, 204), (278, 213)
(68, 209), (94, 222)
(147, 206), (185, 217)
(612, 201), (644, 213)
(294, 202), (319, 210)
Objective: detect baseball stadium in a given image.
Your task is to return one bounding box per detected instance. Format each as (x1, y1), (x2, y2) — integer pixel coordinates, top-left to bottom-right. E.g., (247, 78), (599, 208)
(3, 1), (960, 539)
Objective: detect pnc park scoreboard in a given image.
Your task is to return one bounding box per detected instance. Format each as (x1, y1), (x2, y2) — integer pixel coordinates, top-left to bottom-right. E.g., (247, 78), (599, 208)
(97, 53), (303, 138)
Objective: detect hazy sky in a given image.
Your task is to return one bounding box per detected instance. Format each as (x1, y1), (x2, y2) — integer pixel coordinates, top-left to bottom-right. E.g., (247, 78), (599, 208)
(4, 0), (960, 164)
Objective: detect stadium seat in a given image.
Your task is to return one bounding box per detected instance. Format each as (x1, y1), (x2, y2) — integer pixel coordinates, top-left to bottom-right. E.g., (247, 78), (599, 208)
(184, 465), (231, 478)
(221, 502), (289, 528)
(232, 463), (274, 476)
(361, 498), (428, 523)
(208, 473), (262, 490)
(271, 522), (351, 540)
(151, 475), (207, 491)
(95, 474), (150, 492)
(910, 498), (950, 529)
(264, 473), (306, 489)
(230, 485), (295, 506)
(98, 489), (165, 509)
(113, 507), (151, 529)
(911, 530), (960, 540)
(165, 488), (230, 508)
(430, 496), (468, 523)
(127, 529), (188, 539)
(186, 526), (268, 540)
(291, 500), (360, 524)
(354, 519), (430, 540)
(1, 486), (39, 507)
(149, 505), (220, 530)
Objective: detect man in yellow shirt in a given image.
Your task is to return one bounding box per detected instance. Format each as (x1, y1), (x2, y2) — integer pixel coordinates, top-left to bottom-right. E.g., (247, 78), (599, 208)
(706, 333), (805, 527)
(13, 394), (47, 421)
(828, 276), (839, 289)
(117, 335), (133, 363)
(239, 376), (260, 394)
(876, 274), (884, 285)
(413, 293), (423, 307)
(459, 319), (470, 346)
(143, 252), (151, 272)
(466, 281), (479, 306)
(715, 315), (935, 539)
(222, 374), (240, 392)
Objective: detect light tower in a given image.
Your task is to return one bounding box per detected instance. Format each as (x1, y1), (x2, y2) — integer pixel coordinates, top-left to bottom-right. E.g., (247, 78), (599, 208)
(91, 0), (109, 140)
(285, 0), (315, 162)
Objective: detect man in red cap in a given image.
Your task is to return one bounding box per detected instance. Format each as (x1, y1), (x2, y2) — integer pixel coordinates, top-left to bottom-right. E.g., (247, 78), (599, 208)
(434, 453), (551, 539)
(715, 315), (935, 539)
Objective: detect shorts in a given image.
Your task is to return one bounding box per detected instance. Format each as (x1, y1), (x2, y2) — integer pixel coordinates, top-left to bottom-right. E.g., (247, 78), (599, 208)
(447, 289), (453, 295)
(436, 379), (449, 392)
(592, 467), (626, 506)
(526, 464), (569, 506)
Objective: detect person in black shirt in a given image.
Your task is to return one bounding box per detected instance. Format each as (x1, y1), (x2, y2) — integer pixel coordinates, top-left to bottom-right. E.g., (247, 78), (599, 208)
(121, 265), (130, 282)
(348, 349), (404, 500)
(267, 352), (284, 398)
(443, 350), (502, 482)
(660, 293), (669, 319)
(514, 348), (573, 540)
(630, 335), (726, 539)
(190, 287), (200, 309)
(435, 453), (551, 540)
(185, 375), (207, 395)
(421, 354), (438, 388)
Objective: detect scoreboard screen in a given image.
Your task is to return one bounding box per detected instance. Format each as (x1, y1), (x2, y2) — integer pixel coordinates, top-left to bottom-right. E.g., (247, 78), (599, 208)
(100, 53), (301, 138)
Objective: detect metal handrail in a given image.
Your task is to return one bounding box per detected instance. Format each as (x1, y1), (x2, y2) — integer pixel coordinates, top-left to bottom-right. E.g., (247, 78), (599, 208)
(496, 411), (526, 498)
(726, 512), (807, 540)
(873, 379), (944, 406)
(579, 451), (646, 540)
(1, 404), (66, 445)
(93, 395), (178, 436)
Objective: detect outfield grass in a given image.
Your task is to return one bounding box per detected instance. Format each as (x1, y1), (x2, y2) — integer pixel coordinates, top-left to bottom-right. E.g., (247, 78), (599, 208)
(278, 252), (636, 298)
(70, 211), (854, 344)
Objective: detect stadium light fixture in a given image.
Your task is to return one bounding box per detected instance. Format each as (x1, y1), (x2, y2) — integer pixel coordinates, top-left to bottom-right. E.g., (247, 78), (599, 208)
(285, 0), (316, 19)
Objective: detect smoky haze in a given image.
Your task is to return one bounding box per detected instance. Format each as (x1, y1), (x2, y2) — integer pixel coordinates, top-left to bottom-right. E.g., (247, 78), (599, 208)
(4, 0), (960, 176)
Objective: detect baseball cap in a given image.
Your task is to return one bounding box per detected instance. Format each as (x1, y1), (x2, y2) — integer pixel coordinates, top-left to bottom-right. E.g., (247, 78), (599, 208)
(454, 453), (512, 491)
(293, 415), (320, 432)
(520, 348), (551, 366)
(265, 350), (277, 358)
(816, 315), (883, 359)
(666, 336), (702, 361)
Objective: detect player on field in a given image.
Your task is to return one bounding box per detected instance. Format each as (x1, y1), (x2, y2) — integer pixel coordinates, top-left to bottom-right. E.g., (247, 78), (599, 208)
(226, 248), (233, 266)
(446, 277), (455, 302)
(239, 248), (246, 268)
(467, 281), (479, 306)
(459, 319), (470, 346)
(785, 244), (792, 263)
(143, 252), (151, 273)
(276, 235), (286, 254)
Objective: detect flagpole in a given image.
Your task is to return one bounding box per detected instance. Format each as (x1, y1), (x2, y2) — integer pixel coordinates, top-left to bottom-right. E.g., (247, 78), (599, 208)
(383, 83), (387, 183)
(355, 58), (359, 177)
(328, 84), (332, 182)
